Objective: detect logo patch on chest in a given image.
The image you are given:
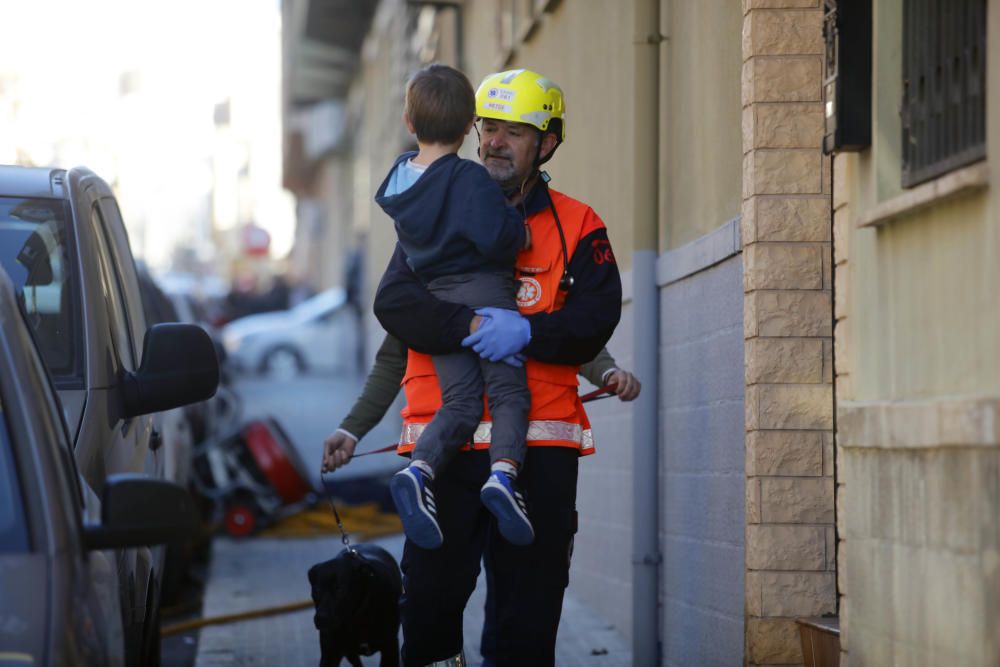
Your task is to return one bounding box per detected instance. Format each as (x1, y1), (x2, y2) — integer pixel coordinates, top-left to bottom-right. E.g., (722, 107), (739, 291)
(516, 277), (542, 307)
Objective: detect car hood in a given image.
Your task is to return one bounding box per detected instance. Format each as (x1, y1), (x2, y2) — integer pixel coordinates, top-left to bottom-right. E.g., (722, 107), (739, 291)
(0, 553), (49, 665)
(222, 311), (299, 340)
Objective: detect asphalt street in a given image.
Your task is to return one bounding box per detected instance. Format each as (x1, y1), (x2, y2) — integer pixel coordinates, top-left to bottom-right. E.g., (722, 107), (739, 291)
(165, 369), (630, 667)
(162, 369), (407, 667)
(235, 372), (409, 488)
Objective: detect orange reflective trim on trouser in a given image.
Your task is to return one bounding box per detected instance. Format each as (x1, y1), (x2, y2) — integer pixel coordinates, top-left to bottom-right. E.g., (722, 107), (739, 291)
(396, 420), (596, 456)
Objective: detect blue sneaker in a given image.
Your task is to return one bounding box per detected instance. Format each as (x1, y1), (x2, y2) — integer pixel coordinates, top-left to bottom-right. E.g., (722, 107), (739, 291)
(390, 466), (443, 549)
(480, 471), (534, 545)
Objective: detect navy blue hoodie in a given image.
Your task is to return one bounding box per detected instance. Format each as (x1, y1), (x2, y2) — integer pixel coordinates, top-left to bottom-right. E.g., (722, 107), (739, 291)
(374, 152), (525, 282)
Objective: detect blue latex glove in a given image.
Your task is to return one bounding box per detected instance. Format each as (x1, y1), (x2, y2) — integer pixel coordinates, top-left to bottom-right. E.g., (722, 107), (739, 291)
(461, 307), (531, 362)
(500, 353), (526, 368)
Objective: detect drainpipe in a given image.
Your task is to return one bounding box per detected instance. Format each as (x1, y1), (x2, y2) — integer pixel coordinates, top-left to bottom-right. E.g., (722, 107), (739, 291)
(632, 0), (661, 664)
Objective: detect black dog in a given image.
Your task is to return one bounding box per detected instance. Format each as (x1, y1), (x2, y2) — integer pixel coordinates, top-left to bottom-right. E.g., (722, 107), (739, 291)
(308, 543), (402, 667)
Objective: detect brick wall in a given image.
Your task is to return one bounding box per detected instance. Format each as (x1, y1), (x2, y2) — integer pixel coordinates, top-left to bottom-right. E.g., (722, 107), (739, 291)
(741, 2), (837, 664)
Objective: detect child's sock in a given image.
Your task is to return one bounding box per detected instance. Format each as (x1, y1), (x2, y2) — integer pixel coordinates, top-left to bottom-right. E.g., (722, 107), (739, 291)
(491, 458), (519, 479)
(411, 459), (434, 480)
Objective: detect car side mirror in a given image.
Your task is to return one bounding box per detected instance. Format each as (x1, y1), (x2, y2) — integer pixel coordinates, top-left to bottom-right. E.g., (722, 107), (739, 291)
(83, 474), (198, 550)
(123, 323), (219, 418)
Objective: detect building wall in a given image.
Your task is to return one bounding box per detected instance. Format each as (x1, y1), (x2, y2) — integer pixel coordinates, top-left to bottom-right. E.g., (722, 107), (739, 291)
(661, 0), (744, 251)
(308, 157), (355, 291)
(658, 223), (746, 666)
(462, 0), (637, 270)
(741, 3), (837, 665)
(840, 0), (1000, 402)
(573, 291), (636, 642)
(835, 0), (1000, 664)
(345, 0), (419, 361)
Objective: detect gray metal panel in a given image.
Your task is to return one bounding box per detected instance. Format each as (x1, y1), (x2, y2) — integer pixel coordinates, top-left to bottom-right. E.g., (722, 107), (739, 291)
(572, 305), (636, 643)
(663, 598), (744, 667)
(656, 217), (741, 287)
(660, 249), (744, 666)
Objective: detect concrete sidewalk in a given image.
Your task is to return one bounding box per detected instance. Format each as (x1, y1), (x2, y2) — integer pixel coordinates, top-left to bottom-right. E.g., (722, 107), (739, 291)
(194, 532), (631, 666)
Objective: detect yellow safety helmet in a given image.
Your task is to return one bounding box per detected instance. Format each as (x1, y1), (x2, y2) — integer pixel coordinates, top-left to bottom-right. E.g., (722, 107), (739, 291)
(475, 69), (566, 141)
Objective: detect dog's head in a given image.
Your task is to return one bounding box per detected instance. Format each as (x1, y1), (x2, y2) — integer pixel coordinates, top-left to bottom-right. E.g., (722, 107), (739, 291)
(308, 543), (402, 655)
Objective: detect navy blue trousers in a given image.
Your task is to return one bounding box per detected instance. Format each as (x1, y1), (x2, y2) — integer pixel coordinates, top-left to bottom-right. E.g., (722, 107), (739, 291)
(399, 447), (579, 667)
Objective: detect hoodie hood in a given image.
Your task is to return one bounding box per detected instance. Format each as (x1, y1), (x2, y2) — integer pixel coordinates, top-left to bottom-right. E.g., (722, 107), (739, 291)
(375, 152), (459, 246)
(374, 151), (526, 280)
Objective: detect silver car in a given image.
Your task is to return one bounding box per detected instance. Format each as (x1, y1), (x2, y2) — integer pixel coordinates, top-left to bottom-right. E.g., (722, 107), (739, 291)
(221, 287), (358, 377)
(0, 166), (218, 664)
(0, 268), (198, 666)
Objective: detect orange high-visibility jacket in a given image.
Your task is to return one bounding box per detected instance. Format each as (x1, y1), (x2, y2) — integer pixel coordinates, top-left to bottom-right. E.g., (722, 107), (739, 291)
(397, 188), (606, 457)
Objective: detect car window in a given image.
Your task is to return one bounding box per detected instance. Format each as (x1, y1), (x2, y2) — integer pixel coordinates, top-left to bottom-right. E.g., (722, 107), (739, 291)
(0, 197), (79, 380)
(0, 402), (30, 553)
(22, 323), (84, 509)
(90, 204), (137, 371)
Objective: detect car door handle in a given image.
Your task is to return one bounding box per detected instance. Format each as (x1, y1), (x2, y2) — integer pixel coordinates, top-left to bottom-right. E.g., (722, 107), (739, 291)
(150, 428), (163, 451)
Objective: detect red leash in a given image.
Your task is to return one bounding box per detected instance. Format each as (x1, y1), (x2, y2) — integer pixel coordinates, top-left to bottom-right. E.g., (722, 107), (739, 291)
(352, 385), (617, 458)
(351, 443), (401, 458)
(580, 384), (617, 403)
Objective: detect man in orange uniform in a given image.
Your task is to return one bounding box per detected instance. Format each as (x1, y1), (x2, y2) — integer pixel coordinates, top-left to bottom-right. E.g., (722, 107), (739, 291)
(373, 68), (622, 666)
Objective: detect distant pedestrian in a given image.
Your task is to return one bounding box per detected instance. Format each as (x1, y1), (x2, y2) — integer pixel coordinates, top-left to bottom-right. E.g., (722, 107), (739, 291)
(344, 238), (366, 373)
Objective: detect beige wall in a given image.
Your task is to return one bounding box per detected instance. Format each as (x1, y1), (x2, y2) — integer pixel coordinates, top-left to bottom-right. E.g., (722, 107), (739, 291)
(835, 1), (1000, 665)
(662, 0), (743, 250)
(838, 0), (1000, 401)
(462, 0), (638, 269)
(475, 0), (743, 256)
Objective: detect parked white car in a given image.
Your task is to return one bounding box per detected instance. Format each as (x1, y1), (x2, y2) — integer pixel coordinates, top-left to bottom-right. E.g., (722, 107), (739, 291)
(221, 288), (358, 377)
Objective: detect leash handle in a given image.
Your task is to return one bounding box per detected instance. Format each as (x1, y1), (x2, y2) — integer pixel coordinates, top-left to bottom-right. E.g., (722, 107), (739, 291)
(580, 384), (616, 402)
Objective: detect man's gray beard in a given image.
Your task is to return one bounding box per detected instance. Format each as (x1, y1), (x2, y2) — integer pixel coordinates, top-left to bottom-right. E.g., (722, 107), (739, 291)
(484, 160), (520, 191)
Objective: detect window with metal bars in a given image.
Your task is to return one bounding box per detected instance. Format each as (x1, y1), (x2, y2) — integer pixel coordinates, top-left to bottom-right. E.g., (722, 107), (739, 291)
(901, 0), (986, 187)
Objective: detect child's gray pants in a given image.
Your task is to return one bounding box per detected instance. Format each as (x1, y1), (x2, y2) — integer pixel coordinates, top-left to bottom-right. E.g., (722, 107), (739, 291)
(413, 271), (530, 472)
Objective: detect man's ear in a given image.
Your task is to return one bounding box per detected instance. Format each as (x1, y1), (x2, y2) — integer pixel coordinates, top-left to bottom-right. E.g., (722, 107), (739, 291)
(403, 112), (416, 136)
(539, 131), (559, 161)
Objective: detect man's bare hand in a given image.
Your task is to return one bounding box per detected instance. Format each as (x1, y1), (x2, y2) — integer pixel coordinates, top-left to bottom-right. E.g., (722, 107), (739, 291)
(470, 314), (484, 334)
(321, 431), (358, 473)
(607, 368), (641, 402)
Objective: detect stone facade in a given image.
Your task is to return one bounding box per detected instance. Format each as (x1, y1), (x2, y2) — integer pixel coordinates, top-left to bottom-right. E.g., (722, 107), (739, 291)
(741, 2), (836, 665)
(838, 400), (1000, 666)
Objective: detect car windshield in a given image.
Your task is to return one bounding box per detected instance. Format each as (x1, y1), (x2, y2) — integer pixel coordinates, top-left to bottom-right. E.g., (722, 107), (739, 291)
(0, 399), (30, 553)
(0, 197), (77, 379)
